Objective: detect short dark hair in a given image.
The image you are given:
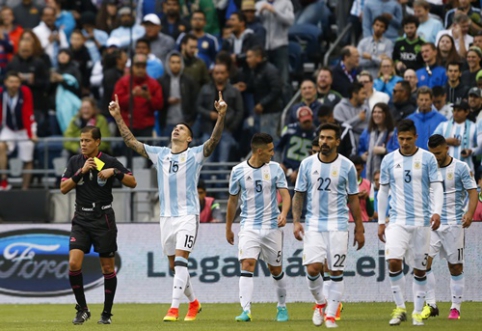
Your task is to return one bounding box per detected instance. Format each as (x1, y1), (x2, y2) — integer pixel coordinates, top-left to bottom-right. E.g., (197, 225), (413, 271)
(317, 104), (334, 118)
(446, 61), (462, 71)
(197, 179), (206, 190)
(350, 154), (365, 166)
(311, 137), (319, 147)
(428, 134), (447, 148)
(348, 82), (365, 97)
(4, 70), (20, 80)
(251, 133), (273, 151)
(397, 80), (412, 95)
(318, 123), (341, 139)
(192, 10), (206, 19)
(316, 66), (333, 79)
(373, 15), (389, 30)
(177, 122), (193, 138)
(181, 33), (197, 45)
(136, 37), (151, 49)
(231, 11), (247, 24)
(81, 126), (101, 140)
(422, 42), (437, 51)
(248, 45), (265, 58)
(431, 86), (445, 98)
(402, 15), (419, 28)
(397, 119), (417, 135)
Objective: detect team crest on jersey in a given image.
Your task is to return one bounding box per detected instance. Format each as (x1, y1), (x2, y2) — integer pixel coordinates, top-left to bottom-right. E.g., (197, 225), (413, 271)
(447, 171), (454, 180)
(331, 168), (339, 177)
(264, 173), (270, 181)
(180, 154), (186, 163)
(414, 161), (421, 169)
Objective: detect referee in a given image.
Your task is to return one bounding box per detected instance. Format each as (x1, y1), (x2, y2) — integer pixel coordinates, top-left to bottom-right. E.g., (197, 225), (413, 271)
(60, 126), (137, 325)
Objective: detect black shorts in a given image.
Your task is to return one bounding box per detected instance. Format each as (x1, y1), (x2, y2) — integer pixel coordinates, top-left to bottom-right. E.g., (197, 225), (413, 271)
(69, 209), (118, 254)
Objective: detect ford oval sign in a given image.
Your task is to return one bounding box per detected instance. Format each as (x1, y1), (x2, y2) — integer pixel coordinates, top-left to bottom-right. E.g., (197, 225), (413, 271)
(0, 229), (121, 297)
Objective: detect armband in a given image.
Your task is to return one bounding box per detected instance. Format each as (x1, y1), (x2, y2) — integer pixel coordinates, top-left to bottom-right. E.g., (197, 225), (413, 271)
(71, 169), (83, 183)
(113, 168), (125, 181)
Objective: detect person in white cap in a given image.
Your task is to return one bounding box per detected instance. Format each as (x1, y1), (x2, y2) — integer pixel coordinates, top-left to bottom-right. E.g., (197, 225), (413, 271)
(142, 13), (175, 63)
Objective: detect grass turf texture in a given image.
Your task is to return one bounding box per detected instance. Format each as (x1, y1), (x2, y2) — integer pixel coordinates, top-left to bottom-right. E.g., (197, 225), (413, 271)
(1, 302), (481, 330)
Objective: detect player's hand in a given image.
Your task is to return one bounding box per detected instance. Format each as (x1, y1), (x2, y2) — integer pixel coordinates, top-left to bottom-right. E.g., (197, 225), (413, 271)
(378, 224), (386, 243)
(214, 91), (227, 116)
(354, 226), (365, 250)
(82, 157), (96, 174)
(462, 212), (473, 228)
(277, 213), (287, 227)
(293, 222), (304, 241)
(226, 228), (234, 245)
(98, 168), (114, 180)
(109, 94), (121, 118)
(431, 213), (441, 230)
(289, 170), (298, 184)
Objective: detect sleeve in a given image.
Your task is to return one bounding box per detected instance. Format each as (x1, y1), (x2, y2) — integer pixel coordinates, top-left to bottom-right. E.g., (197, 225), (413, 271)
(428, 154), (443, 183)
(386, 130), (399, 152)
(192, 144), (207, 163)
(379, 155), (390, 185)
(362, 4), (372, 38)
(392, 41), (401, 63)
(460, 163), (477, 190)
(21, 86), (35, 138)
(294, 160), (307, 192)
(390, 3), (403, 29)
(358, 129), (369, 156)
(357, 39), (371, 67)
(143, 144), (164, 166)
(273, 1), (294, 26)
(258, 67), (282, 108)
(112, 157), (132, 175)
(346, 163), (359, 195)
(228, 168), (241, 195)
(276, 164), (288, 189)
(433, 121), (445, 136)
(61, 156), (78, 180)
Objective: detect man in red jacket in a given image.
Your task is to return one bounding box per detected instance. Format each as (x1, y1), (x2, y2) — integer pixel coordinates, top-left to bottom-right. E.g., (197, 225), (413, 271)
(113, 53), (163, 137)
(0, 71), (37, 190)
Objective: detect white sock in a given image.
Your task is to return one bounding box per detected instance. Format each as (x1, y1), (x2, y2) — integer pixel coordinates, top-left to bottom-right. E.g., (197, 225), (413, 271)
(389, 270), (406, 309)
(425, 269), (436, 306)
(413, 274), (427, 314)
(322, 272), (331, 301)
(184, 275), (195, 302)
(307, 274), (325, 305)
(272, 272), (287, 307)
(450, 273), (464, 311)
(239, 270), (254, 312)
(172, 258), (189, 309)
(325, 275), (344, 318)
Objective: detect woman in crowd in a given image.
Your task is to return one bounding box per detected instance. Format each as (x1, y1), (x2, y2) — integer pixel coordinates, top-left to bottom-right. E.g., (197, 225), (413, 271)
(373, 58), (402, 100)
(437, 34), (463, 68)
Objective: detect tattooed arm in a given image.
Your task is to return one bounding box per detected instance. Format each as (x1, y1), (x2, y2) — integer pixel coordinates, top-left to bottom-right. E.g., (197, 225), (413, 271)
(109, 94), (148, 158)
(292, 191), (305, 241)
(203, 91), (227, 157)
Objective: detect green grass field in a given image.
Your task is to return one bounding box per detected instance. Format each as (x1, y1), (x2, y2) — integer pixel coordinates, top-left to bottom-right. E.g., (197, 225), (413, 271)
(1, 302), (481, 330)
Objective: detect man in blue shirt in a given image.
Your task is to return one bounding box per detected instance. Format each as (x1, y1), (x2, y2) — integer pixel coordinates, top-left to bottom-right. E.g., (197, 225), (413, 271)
(416, 43), (447, 88)
(363, 0), (403, 42)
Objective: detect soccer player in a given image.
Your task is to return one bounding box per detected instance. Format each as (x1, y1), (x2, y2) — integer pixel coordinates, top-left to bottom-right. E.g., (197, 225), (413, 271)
(292, 123), (365, 328)
(226, 133), (291, 322)
(109, 92), (227, 322)
(378, 119), (443, 326)
(423, 134), (477, 320)
(61, 126), (137, 325)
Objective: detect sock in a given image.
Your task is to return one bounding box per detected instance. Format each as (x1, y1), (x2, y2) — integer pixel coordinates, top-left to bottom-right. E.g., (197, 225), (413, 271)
(103, 271), (117, 315)
(172, 257), (189, 309)
(307, 273), (325, 305)
(413, 274), (427, 314)
(322, 272), (331, 301)
(69, 269), (87, 310)
(272, 271), (287, 307)
(388, 270), (406, 309)
(239, 270), (254, 312)
(184, 275), (196, 302)
(325, 275), (344, 318)
(425, 269), (436, 306)
(450, 273), (464, 311)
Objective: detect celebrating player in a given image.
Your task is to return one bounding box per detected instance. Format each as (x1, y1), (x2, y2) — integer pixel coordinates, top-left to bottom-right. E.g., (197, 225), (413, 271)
(292, 123), (365, 328)
(109, 92), (227, 322)
(423, 134), (477, 320)
(378, 119), (443, 326)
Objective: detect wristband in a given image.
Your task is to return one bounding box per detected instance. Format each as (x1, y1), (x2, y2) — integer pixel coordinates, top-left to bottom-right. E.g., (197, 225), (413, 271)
(113, 168), (125, 180)
(71, 169), (83, 183)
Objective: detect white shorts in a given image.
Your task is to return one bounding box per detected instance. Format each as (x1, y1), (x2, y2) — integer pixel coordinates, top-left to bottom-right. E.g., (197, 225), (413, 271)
(302, 231), (348, 271)
(0, 127), (34, 162)
(429, 225), (465, 265)
(238, 228), (283, 267)
(159, 215), (198, 256)
(385, 223), (431, 270)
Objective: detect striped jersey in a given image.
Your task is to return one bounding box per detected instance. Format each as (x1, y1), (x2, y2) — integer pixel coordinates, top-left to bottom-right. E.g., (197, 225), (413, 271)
(229, 161), (288, 230)
(380, 148), (442, 226)
(295, 154), (359, 232)
(145, 143), (206, 217)
(438, 157), (476, 225)
(433, 120), (477, 172)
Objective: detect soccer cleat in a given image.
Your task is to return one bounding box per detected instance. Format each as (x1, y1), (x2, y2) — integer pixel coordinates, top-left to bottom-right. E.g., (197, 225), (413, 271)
(325, 316), (338, 328)
(412, 312), (424, 326)
(276, 306), (289, 322)
(0, 179), (11, 191)
(448, 308), (461, 320)
(421, 304), (439, 320)
(97, 313), (112, 324)
(163, 308), (179, 322)
(335, 303), (343, 321)
(312, 303), (326, 326)
(72, 304), (91, 325)
(184, 300), (202, 321)
(389, 307), (407, 325)
(235, 310), (252, 322)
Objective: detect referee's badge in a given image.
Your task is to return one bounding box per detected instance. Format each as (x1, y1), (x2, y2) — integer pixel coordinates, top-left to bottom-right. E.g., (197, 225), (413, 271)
(414, 161), (421, 169)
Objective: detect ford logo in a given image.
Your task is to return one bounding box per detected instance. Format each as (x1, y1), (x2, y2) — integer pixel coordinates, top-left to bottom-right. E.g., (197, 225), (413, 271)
(0, 229), (122, 297)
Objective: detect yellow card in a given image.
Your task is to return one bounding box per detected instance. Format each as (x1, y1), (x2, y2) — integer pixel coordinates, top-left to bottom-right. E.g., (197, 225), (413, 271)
(94, 157), (105, 171)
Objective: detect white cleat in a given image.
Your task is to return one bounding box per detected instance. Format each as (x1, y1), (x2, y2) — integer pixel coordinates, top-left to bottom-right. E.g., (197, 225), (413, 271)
(312, 303), (326, 326)
(389, 308), (407, 326)
(412, 312), (424, 326)
(325, 316), (338, 328)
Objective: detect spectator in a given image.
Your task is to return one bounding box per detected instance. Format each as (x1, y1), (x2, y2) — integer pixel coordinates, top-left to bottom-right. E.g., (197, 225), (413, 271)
(113, 53), (163, 137)
(391, 80), (416, 122)
(63, 97), (111, 158)
(413, 0), (443, 44)
(393, 15), (425, 73)
(445, 62), (469, 105)
(473, 173), (482, 222)
(241, 0), (266, 48)
(333, 81), (369, 142)
(467, 87), (482, 122)
(362, 0), (402, 42)
(404, 68), (418, 101)
(369, 169), (381, 222)
(177, 10), (219, 70)
(358, 71), (389, 113)
(109, 7), (145, 49)
(20, 29), (51, 67)
(191, 0), (220, 37)
(197, 62), (244, 163)
(46, 0), (76, 41)
(81, 11), (109, 65)
(331, 46), (360, 98)
(1, 6), (23, 60)
(435, 13), (472, 57)
(358, 15), (393, 79)
(315, 67), (342, 108)
(374, 58), (402, 99)
(348, 155), (373, 222)
(0, 71), (36, 191)
(474, 30), (482, 49)
(161, 0), (190, 40)
(358, 102), (395, 181)
(142, 13), (176, 64)
(91, 38), (122, 101)
(198, 180), (222, 223)
(158, 51), (198, 137)
(129, 38), (164, 80)
(437, 34), (463, 68)
(96, 0), (120, 34)
(33, 6), (68, 68)
(12, 0), (42, 30)
(180, 34), (210, 91)
(285, 79), (322, 126)
(445, 0), (482, 32)
(101, 48), (127, 116)
(70, 29), (93, 96)
(432, 85), (452, 120)
(416, 42), (447, 88)
(276, 106), (317, 185)
(461, 47), (482, 88)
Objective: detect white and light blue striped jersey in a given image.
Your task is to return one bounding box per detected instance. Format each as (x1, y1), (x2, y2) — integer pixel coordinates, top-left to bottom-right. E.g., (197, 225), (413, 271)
(433, 120), (477, 172)
(380, 148), (442, 226)
(439, 157), (476, 225)
(145, 143), (206, 217)
(229, 161), (288, 230)
(294, 154), (359, 232)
